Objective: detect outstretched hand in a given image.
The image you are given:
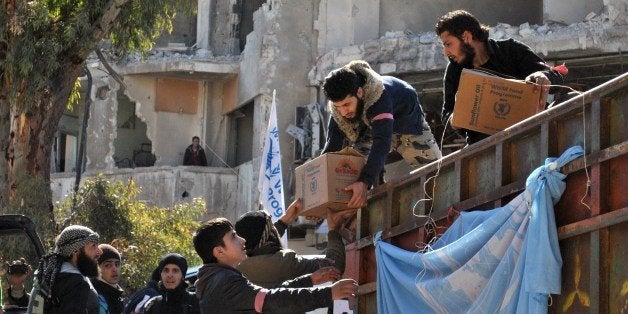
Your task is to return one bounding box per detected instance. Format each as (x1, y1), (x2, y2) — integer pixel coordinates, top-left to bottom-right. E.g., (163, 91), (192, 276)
(310, 266), (341, 285)
(280, 198), (302, 224)
(327, 208), (356, 231)
(331, 279), (359, 300)
(525, 71), (550, 111)
(345, 181), (368, 209)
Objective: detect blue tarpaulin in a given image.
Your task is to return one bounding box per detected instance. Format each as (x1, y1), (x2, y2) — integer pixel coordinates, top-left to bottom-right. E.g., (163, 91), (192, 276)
(375, 146), (584, 313)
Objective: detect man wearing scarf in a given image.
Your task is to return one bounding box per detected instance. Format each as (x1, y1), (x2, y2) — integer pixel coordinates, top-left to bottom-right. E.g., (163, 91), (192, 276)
(31, 225), (102, 313)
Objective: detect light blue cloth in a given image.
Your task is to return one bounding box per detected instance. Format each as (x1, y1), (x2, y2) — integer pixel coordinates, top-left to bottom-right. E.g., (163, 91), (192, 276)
(375, 146), (584, 313)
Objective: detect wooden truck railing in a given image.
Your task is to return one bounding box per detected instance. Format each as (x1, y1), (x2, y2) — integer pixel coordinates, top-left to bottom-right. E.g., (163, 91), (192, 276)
(347, 73), (627, 313)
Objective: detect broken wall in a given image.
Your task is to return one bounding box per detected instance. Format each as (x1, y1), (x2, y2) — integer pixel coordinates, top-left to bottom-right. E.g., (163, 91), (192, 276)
(316, 0), (544, 55)
(544, 0), (604, 24)
(379, 0), (543, 35)
(203, 80), (231, 167)
(85, 73), (119, 171)
(211, 0), (241, 55)
(51, 166), (242, 221)
(312, 0), (628, 82)
(236, 1), (319, 208)
(154, 10), (198, 48)
(113, 93), (151, 167)
(124, 76), (205, 166)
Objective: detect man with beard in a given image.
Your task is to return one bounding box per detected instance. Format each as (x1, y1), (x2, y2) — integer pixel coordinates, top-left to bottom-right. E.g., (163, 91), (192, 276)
(92, 244), (125, 314)
(32, 225), (102, 313)
(435, 10), (566, 145)
(322, 60), (442, 208)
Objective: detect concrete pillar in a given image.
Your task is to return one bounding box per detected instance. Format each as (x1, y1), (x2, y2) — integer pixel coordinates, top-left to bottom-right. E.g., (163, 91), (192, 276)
(196, 0), (211, 50)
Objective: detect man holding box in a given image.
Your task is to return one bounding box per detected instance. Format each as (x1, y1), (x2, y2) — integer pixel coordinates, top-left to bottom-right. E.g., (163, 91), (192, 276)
(435, 10), (566, 145)
(322, 60), (442, 208)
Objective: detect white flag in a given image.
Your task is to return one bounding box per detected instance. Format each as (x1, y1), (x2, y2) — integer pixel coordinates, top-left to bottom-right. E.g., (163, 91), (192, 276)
(258, 90), (286, 224)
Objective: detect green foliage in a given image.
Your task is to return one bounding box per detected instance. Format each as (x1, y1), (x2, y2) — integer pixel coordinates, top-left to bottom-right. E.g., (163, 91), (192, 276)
(2, 173), (57, 248)
(56, 175), (205, 293)
(56, 174), (135, 242)
(1, 175), (55, 282)
(0, 0), (195, 111)
(67, 77), (82, 111)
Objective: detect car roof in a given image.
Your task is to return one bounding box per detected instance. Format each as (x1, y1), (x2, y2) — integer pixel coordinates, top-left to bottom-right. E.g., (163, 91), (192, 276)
(0, 214), (46, 258)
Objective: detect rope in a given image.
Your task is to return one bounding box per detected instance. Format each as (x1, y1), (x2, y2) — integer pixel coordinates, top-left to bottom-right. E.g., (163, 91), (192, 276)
(411, 115), (452, 251)
(410, 81), (594, 250)
(578, 93), (592, 212)
(202, 141), (239, 177)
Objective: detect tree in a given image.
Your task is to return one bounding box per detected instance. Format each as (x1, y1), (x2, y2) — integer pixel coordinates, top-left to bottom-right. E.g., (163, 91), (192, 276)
(55, 175), (205, 293)
(0, 1), (193, 224)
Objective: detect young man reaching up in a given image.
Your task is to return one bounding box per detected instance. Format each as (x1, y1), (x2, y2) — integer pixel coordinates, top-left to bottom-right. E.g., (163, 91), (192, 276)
(192, 214), (358, 313)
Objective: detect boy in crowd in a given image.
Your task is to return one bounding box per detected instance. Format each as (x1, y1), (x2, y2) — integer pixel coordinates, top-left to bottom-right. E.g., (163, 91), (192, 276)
(92, 244), (124, 314)
(192, 215), (358, 313)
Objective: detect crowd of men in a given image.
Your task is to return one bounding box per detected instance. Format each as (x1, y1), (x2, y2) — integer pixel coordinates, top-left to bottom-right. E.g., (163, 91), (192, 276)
(2, 10), (568, 314)
(0, 199), (355, 314)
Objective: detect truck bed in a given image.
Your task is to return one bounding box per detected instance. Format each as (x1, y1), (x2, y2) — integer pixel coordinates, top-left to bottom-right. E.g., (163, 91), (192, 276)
(346, 73), (627, 313)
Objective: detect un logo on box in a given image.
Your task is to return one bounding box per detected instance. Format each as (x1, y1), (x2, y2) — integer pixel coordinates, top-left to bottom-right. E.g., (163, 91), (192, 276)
(309, 177), (318, 193)
(493, 101), (511, 118)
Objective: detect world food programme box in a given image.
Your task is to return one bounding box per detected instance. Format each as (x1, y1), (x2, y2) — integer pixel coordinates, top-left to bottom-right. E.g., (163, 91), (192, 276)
(452, 69), (547, 135)
(295, 148), (365, 218)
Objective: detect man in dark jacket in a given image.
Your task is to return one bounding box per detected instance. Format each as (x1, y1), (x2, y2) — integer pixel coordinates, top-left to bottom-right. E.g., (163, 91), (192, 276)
(235, 198), (351, 288)
(322, 60), (442, 208)
(143, 253), (199, 314)
(182, 136), (208, 166)
(31, 225), (102, 314)
(123, 267), (161, 314)
(192, 216), (358, 314)
(435, 10), (566, 145)
(92, 244), (124, 314)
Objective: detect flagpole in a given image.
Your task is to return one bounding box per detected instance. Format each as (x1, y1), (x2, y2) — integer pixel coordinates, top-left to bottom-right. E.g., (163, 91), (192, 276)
(258, 90), (288, 247)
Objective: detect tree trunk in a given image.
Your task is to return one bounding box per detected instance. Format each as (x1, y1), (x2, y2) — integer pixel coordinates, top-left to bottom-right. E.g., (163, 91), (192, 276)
(5, 65), (82, 215)
(0, 97), (10, 208)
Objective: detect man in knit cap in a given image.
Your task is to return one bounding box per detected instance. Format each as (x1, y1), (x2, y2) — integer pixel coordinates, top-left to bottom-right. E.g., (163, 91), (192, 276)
(143, 253), (198, 313)
(92, 244), (125, 314)
(30, 225), (102, 314)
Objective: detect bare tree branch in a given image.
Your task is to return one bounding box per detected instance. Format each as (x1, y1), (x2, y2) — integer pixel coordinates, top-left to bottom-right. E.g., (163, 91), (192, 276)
(92, 0), (132, 42)
(95, 48), (127, 91)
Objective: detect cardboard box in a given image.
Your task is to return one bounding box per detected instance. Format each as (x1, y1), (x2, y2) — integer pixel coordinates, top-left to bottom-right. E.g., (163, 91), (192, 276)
(452, 69), (547, 135)
(295, 148), (365, 218)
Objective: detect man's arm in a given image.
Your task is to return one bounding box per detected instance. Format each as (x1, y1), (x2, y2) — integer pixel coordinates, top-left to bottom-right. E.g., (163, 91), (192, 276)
(274, 198), (301, 237)
(356, 118), (393, 188)
(507, 39), (564, 87)
(442, 62), (462, 126)
(208, 269), (333, 313)
(264, 279), (358, 313)
(199, 150), (208, 166)
(182, 149), (191, 165)
(321, 117), (345, 154)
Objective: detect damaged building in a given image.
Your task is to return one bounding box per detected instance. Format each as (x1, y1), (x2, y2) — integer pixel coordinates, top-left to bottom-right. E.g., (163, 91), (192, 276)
(50, 0), (627, 226)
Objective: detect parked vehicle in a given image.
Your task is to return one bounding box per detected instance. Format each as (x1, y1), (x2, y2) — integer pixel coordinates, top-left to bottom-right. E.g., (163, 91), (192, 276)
(0, 215), (45, 314)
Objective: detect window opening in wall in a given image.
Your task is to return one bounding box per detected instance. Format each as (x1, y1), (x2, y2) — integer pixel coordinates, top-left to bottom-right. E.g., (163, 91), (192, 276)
(53, 103), (81, 173)
(55, 133), (78, 172)
(237, 0), (266, 52)
(228, 101), (254, 167)
(113, 92), (155, 168)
